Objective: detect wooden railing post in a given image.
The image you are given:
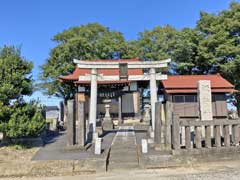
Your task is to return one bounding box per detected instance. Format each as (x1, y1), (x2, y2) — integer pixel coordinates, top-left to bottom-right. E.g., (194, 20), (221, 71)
(172, 114), (180, 150)
(195, 126), (202, 148)
(223, 125), (230, 147)
(214, 125), (221, 147)
(185, 126), (191, 149)
(174, 118), (240, 150)
(232, 124), (240, 146)
(205, 125), (212, 148)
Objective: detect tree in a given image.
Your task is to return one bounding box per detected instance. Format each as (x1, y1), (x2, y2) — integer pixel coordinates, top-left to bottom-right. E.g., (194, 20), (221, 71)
(0, 46), (33, 105)
(171, 28), (200, 74)
(135, 2), (240, 112)
(195, 2), (240, 113)
(0, 46), (45, 138)
(40, 23), (136, 101)
(136, 25), (177, 61)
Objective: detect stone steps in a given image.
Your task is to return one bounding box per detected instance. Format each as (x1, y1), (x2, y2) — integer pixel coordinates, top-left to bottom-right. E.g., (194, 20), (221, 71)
(108, 162), (139, 171)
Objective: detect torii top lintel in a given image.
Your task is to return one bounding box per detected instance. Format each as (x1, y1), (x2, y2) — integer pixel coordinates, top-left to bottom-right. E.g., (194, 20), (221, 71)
(73, 58), (171, 69)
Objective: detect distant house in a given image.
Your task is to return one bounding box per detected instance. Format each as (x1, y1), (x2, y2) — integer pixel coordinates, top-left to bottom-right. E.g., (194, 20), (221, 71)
(45, 106), (59, 120)
(159, 74), (238, 119)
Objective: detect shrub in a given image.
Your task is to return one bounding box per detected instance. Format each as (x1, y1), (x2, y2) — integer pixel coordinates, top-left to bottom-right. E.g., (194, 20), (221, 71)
(0, 101), (45, 138)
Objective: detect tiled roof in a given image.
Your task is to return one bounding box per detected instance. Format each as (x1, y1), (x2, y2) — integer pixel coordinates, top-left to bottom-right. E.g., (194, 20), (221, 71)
(59, 59), (143, 81)
(45, 106), (59, 111)
(162, 74), (237, 94)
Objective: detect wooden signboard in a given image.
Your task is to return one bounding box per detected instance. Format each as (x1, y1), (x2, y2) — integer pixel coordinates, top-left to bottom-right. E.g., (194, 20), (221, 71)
(119, 63), (128, 80)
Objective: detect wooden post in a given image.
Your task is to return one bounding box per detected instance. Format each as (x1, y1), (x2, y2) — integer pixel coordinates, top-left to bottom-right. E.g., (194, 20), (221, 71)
(232, 124), (240, 146)
(67, 99), (75, 146)
(205, 125), (212, 148)
(223, 125), (230, 147)
(154, 102), (162, 144)
(214, 125), (221, 147)
(172, 113), (180, 150)
(185, 126), (191, 149)
(195, 126), (202, 148)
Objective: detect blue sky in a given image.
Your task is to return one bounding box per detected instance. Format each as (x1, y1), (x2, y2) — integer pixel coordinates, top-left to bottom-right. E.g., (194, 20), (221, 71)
(0, 0), (237, 106)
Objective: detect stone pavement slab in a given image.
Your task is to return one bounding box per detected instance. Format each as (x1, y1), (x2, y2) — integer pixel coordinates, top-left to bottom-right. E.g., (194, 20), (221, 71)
(108, 126), (139, 171)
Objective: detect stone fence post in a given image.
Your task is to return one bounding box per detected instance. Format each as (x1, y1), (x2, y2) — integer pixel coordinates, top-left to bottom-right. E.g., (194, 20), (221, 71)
(67, 99), (76, 146)
(172, 113), (180, 150)
(154, 102), (162, 144)
(76, 101), (86, 147)
(165, 101), (173, 148)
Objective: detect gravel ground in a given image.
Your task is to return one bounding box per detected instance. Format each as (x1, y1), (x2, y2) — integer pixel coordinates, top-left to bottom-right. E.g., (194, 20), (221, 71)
(2, 160), (240, 180)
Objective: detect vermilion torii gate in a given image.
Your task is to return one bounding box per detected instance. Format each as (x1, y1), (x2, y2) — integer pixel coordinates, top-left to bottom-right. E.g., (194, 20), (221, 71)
(73, 58), (171, 134)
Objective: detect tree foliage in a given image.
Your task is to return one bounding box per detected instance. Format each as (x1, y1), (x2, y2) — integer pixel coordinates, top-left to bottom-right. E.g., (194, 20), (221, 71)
(192, 2), (240, 112)
(0, 46), (33, 105)
(41, 23), (136, 101)
(136, 25), (177, 61)
(41, 3), (240, 111)
(134, 2), (240, 111)
(0, 46), (45, 138)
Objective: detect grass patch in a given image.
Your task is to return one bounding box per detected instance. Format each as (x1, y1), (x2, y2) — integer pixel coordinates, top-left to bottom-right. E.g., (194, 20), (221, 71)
(8, 143), (31, 150)
(1, 139), (41, 149)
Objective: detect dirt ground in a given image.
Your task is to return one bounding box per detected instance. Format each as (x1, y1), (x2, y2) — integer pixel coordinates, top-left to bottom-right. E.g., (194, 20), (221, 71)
(2, 145), (240, 180)
(0, 145), (39, 162)
(1, 160), (240, 180)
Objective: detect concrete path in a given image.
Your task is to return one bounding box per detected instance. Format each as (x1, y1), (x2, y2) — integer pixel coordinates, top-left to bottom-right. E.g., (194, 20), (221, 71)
(108, 126), (139, 171)
(33, 130), (116, 160)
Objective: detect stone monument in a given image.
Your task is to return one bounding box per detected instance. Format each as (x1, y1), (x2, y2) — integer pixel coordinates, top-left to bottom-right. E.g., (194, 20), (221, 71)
(198, 80), (213, 139)
(198, 80), (213, 121)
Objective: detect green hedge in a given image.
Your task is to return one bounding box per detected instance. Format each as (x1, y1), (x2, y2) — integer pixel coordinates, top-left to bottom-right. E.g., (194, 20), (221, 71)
(0, 101), (45, 138)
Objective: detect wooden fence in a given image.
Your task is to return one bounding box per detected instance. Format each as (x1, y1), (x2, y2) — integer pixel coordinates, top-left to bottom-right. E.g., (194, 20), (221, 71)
(172, 114), (240, 150)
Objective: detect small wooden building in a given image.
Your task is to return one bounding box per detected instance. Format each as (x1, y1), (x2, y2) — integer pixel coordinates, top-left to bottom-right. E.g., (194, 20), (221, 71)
(159, 74), (237, 119)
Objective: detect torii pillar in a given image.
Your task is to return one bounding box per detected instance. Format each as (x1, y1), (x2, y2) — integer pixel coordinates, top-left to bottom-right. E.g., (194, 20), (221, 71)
(150, 68), (157, 131)
(89, 68), (97, 133)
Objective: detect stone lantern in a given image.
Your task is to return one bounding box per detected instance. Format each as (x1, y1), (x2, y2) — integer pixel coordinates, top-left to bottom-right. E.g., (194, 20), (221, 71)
(102, 99), (114, 131)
